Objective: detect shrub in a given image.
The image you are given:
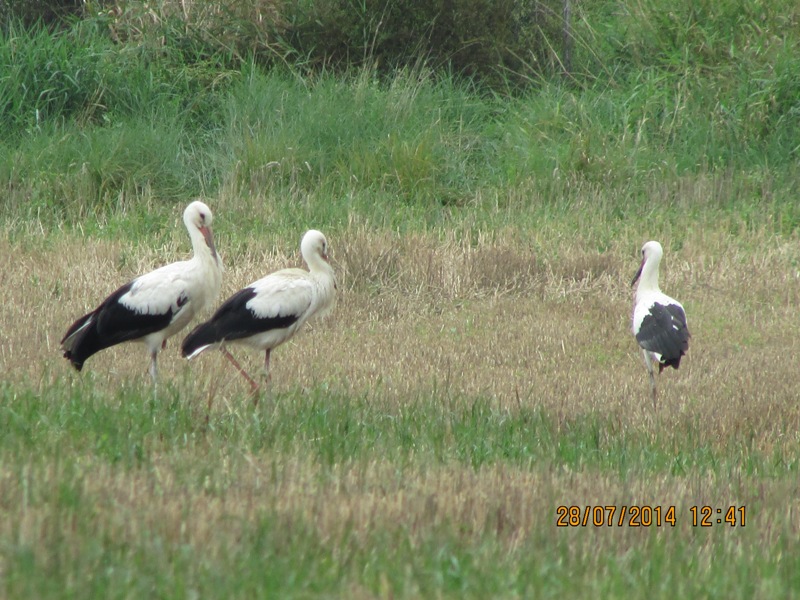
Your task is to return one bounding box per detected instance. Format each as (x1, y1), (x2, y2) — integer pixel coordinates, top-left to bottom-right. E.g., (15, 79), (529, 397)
(284, 0), (568, 88)
(2, 0), (573, 91)
(0, 0), (84, 29)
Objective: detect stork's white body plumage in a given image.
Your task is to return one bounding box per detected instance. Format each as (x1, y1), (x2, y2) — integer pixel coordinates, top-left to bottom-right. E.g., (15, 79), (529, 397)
(631, 240), (690, 406)
(181, 229), (336, 396)
(61, 201), (223, 383)
(234, 268), (334, 351)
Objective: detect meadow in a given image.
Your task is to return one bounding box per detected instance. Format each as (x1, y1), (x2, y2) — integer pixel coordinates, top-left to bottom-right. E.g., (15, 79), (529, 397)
(1, 1), (800, 597)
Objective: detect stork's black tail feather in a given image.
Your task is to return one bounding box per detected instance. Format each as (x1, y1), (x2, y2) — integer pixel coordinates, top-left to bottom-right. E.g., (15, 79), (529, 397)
(181, 321), (221, 358)
(658, 355), (683, 372)
(60, 312), (102, 371)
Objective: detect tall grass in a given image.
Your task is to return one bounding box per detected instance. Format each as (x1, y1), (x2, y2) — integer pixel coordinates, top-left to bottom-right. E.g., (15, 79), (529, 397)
(2, 1), (799, 235)
(216, 65), (493, 203)
(0, 17), (233, 136)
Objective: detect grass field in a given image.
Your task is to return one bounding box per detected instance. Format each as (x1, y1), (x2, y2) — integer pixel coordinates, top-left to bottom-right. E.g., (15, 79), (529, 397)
(2, 2), (800, 596)
(2, 201), (800, 597)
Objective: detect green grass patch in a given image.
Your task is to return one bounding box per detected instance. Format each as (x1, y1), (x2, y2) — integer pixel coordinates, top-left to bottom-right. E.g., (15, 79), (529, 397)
(2, 380), (796, 479)
(1, 379), (798, 598)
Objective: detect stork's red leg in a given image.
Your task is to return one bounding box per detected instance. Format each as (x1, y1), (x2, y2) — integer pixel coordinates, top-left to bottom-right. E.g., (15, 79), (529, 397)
(220, 347), (259, 394)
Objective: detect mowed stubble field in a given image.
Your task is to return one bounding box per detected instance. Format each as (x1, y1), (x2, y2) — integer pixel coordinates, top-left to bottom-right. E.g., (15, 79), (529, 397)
(1, 190), (800, 597)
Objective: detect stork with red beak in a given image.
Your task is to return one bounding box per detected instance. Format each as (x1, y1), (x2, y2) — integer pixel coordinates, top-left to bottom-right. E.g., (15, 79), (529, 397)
(61, 200), (223, 384)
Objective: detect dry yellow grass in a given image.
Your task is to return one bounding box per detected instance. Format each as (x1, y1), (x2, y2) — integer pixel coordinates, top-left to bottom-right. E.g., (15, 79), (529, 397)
(4, 222), (799, 445)
(2, 220), (800, 593)
(3, 450), (797, 568)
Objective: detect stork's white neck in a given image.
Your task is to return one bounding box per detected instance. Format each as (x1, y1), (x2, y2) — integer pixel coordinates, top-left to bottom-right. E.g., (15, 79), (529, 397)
(306, 253), (332, 276)
(187, 226), (221, 270)
(637, 256), (661, 297)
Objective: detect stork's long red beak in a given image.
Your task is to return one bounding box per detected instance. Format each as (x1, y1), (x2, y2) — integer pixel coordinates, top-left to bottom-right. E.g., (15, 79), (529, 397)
(201, 225), (218, 259)
(631, 259), (644, 287)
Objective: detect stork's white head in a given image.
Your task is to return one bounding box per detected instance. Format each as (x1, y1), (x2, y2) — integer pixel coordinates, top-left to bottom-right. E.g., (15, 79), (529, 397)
(184, 201), (218, 260)
(631, 240), (663, 290)
(301, 229), (330, 265)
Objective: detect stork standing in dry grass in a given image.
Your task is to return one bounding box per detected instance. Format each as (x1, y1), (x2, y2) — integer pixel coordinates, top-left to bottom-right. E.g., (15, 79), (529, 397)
(181, 229), (336, 401)
(631, 240), (690, 407)
(61, 201), (223, 385)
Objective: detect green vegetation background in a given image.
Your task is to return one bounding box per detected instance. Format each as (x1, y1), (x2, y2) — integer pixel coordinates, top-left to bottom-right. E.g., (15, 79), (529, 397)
(2, 0), (799, 238)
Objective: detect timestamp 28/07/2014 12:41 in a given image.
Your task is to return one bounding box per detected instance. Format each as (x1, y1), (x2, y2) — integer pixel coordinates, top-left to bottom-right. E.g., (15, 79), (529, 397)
(555, 505), (746, 528)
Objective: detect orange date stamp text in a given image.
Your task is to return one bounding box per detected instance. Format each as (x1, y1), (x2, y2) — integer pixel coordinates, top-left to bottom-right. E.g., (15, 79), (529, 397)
(556, 505), (747, 527)
(556, 505), (676, 527)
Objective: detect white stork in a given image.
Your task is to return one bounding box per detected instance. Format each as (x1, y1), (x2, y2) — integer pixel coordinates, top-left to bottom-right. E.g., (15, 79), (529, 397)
(61, 200), (223, 384)
(631, 240), (690, 406)
(181, 229), (336, 400)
